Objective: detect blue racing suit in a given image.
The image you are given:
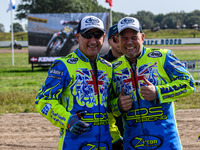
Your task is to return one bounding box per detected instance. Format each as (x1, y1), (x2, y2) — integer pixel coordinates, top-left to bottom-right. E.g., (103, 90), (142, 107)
(110, 46), (195, 150)
(35, 48), (121, 150)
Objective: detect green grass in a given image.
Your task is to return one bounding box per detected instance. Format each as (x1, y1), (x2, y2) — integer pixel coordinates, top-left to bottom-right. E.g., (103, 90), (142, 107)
(0, 51), (199, 114)
(0, 32), (28, 41)
(172, 50), (200, 61)
(144, 29), (200, 38)
(0, 53), (48, 114)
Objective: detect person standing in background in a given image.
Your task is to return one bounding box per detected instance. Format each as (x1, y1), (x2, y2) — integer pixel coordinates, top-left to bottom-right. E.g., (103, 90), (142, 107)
(101, 24), (124, 150)
(102, 24), (123, 62)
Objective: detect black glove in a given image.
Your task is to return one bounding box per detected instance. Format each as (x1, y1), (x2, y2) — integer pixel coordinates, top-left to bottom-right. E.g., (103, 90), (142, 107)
(67, 110), (90, 135)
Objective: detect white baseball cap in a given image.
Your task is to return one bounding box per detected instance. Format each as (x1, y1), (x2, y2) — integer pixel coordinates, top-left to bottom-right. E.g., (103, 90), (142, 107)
(77, 16), (105, 34)
(118, 17), (142, 34)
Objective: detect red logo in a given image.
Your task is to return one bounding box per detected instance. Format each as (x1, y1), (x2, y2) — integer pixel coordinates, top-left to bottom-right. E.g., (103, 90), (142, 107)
(30, 57), (38, 62)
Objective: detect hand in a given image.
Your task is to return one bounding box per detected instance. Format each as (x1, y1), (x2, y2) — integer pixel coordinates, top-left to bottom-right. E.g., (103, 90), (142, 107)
(118, 88), (132, 111)
(140, 77), (158, 101)
(67, 111), (90, 135)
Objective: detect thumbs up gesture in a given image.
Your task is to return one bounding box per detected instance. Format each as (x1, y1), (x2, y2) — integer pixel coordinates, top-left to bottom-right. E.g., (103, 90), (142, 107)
(140, 77), (158, 101)
(118, 87), (132, 111)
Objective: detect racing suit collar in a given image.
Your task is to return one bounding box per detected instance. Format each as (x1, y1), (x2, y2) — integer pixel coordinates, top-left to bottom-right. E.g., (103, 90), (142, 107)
(75, 48), (100, 62)
(137, 45), (145, 59)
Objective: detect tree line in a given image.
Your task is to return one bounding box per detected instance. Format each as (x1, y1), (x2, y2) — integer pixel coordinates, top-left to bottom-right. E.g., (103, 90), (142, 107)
(0, 0), (200, 32)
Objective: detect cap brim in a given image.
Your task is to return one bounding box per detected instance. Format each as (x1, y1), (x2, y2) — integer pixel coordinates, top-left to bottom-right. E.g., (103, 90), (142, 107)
(119, 26), (140, 34)
(80, 27), (105, 34)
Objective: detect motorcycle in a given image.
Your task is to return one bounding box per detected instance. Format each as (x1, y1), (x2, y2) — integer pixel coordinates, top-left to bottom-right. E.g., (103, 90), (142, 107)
(46, 20), (79, 56)
(10, 43), (22, 49)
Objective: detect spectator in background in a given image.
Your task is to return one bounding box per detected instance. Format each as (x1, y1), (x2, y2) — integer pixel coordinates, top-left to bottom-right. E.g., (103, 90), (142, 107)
(101, 24), (124, 150)
(101, 24), (123, 62)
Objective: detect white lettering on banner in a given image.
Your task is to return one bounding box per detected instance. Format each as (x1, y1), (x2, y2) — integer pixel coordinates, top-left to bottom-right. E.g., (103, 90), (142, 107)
(38, 57), (60, 62)
(144, 39), (182, 45)
(144, 38), (200, 45)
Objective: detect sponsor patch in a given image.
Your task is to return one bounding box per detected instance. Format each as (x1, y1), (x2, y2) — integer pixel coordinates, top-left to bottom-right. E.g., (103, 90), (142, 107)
(112, 61), (122, 69)
(131, 135), (162, 149)
(41, 103), (51, 115)
(100, 59), (111, 67)
(147, 51), (162, 58)
(80, 142), (109, 150)
(49, 69), (63, 76)
(67, 58), (78, 64)
(48, 75), (61, 80)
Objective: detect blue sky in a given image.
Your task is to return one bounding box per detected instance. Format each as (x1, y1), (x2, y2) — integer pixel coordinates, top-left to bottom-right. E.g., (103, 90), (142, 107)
(0, 0), (200, 32)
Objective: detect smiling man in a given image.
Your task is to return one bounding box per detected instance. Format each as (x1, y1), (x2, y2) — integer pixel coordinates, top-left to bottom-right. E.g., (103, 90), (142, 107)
(35, 16), (121, 150)
(110, 17), (195, 150)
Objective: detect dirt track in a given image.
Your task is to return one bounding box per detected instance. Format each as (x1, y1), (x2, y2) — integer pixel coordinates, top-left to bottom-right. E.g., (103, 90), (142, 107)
(0, 109), (200, 150)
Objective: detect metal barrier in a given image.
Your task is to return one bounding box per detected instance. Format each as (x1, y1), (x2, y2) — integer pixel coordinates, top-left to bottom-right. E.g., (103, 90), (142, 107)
(181, 60), (200, 93)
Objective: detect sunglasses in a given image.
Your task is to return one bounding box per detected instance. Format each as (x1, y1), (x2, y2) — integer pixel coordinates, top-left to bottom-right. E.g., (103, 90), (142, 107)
(112, 36), (117, 43)
(81, 31), (104, 39)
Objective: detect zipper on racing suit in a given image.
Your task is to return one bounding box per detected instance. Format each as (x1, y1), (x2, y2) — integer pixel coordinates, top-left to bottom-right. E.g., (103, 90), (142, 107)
(90, 60), (101, 149)
(131, 61), (147, 150)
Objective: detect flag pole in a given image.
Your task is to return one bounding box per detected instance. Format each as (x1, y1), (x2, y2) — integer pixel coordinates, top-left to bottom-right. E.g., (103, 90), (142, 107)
(110, 7), (112, 27)
(11, 9), (14, 66)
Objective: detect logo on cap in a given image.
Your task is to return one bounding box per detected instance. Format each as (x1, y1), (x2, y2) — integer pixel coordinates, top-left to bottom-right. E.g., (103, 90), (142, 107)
(79, 16), (105, 33)
(85, 18), (100, 24)
(118, 17), (142, 33)
(120, 18), (135, 25)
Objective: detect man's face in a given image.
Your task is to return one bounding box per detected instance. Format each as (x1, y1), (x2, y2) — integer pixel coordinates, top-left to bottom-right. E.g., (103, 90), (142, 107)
(108, 33), (123, 56)
(76, 28), (105, 59)
(118, 28), (144, 60)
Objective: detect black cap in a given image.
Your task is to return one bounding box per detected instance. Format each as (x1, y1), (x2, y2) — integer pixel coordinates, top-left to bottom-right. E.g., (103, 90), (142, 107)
(108, 24), (118, 39)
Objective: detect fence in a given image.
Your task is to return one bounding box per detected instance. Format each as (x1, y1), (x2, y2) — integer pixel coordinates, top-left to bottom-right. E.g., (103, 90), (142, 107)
(0, 41), (28, 47)
(182, 60), (200, 93)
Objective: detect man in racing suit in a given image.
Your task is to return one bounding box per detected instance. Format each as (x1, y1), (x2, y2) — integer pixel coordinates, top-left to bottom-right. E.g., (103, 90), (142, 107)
(35, 16), (121, 150)
(110, 17), (196, 150)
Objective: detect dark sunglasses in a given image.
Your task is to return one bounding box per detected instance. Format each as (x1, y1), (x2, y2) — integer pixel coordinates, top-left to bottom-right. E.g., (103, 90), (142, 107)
(81, 31), (104, 39)
(112, 36), (117, 43)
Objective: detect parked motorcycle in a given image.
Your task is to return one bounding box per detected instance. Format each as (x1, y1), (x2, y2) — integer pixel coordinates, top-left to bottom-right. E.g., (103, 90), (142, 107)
(46, 20), (79, 56)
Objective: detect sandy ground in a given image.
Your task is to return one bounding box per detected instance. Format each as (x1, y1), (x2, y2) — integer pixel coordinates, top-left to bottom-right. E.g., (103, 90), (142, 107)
(0, 109), (200, 150)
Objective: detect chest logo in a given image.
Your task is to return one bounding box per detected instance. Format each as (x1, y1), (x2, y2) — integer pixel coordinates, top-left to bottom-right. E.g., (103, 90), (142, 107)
(147, 51), (162, 58)
(67, 58), (78, 64)
(113, 61), (122, 69)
